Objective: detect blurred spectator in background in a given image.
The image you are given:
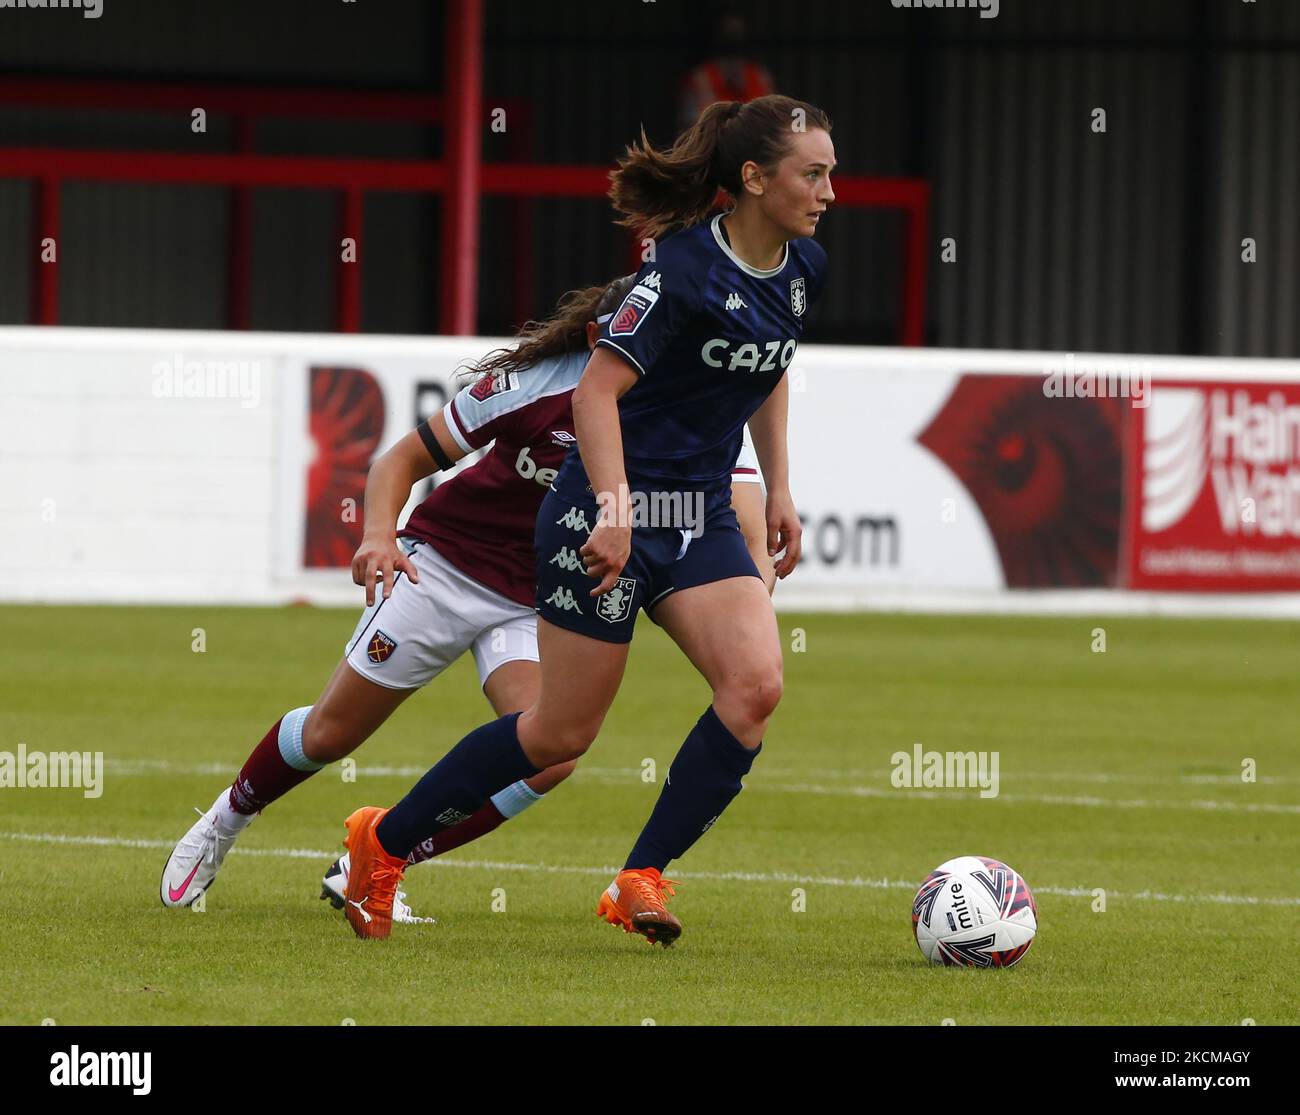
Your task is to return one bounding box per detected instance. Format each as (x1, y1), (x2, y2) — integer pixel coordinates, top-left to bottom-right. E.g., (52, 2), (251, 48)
(677, 7), (776, 130)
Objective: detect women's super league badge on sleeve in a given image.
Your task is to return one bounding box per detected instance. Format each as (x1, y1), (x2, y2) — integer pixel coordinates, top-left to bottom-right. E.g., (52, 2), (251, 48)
(367, 630), (398, 664)
(597, 577), (637, 623)
(610, 273), (661, 336)
(790, 277), (806, 317)
(469, 369), (519, 402)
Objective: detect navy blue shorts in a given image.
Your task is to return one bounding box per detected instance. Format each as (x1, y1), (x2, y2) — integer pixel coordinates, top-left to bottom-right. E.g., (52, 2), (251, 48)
(534, 484), (760, 644)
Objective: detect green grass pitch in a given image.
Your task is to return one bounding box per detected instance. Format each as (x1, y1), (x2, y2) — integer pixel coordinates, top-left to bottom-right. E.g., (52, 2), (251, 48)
(1, 604), (1296, 1025)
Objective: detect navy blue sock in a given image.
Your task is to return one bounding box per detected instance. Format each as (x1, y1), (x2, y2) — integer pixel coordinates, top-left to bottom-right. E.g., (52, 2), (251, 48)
(375, 712), (540, 858)
(623, 706), (760, 872)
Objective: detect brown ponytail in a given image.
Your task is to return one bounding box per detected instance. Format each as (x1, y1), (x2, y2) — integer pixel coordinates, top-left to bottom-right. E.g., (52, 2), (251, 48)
(460, 273), (637, 383)
(608, 94), (832, 242)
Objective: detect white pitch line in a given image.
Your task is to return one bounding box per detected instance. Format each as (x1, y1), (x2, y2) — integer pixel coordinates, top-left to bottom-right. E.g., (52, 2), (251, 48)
(2, 829), (1298, 907)
(98, 760), (1300, 814)
(106, 758), (1300, 786)
(766, 782), (1300, 815)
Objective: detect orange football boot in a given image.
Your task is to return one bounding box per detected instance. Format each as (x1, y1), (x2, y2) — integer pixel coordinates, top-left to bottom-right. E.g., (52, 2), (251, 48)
(596, 867), (682, 947)
(342, 806), (408, 940)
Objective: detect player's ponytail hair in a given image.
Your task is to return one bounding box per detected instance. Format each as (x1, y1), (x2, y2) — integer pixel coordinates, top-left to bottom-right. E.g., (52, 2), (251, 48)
(608, 94), (832, 242)
(461, 273), (637, 382)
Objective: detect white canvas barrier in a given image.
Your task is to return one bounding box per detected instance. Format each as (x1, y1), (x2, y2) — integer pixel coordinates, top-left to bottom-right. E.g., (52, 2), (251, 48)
(2, 326), (1298, 617)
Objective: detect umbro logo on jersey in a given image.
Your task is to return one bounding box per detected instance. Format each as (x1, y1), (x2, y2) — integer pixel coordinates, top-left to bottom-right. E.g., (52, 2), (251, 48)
(549, 546), (585, 572)
(550, 429), (576, 446)
(725, 292), (748, 311)
(556, 506), (592, 532)
(545, 587), (583, 614)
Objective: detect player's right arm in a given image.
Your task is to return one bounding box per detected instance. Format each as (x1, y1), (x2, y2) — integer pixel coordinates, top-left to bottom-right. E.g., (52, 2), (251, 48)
(573, 346), (639, 596)
(353, 411), (466, 606)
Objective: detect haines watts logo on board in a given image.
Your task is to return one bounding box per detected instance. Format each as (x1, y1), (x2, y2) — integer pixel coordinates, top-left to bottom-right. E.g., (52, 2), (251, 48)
(1127, 382), (1300, 590)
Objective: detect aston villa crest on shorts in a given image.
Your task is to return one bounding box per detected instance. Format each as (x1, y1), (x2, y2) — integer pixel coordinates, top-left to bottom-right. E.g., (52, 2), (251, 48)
(367, 630), (398, 664)
(790, 277), (806, 317)
(597, 577), (636, 624)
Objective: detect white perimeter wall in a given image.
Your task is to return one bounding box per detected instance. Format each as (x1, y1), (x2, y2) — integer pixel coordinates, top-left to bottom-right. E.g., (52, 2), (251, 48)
(2, 325), (1298, 618)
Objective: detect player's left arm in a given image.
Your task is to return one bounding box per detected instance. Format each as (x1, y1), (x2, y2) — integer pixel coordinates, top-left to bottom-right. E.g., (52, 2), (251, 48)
(747, 374), (802, 578)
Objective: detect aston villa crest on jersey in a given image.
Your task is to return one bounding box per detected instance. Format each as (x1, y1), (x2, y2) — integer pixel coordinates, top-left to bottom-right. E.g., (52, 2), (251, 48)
(790, 277), (807, 317)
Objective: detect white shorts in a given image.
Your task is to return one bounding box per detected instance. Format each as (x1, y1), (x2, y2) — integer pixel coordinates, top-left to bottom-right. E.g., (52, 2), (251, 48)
(733, 429), (761, 484)
(343, 539), (538, 691)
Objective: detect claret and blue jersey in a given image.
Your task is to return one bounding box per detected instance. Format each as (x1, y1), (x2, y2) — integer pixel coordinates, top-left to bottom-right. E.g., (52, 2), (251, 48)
(552, 211), (828, 510)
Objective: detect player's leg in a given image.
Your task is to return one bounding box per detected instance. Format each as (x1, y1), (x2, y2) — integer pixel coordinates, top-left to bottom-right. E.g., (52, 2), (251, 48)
(597, 575), (778, 944)
(340, 485), (644, 937)
(402, 623), (580, 865)
(162, 540), (464, 908)
(596, 575), (776, 944)
(629, 574), (780, 867)
(596, 515), (778, 943)
(731, 477), (775, 595)
(342, 618), (628, 937)
(371, 618), (625, 859)
(161, 660), (415, 909)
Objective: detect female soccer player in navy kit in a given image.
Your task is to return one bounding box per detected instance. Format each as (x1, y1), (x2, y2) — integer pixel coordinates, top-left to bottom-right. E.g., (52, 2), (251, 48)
(341, 94), (834, 943)
(159, 275), (773, 917)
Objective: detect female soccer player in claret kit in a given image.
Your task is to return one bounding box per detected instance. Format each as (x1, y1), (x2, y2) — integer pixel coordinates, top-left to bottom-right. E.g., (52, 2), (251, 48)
(159, 276), (774, 919)
(339, 94), (834, 942)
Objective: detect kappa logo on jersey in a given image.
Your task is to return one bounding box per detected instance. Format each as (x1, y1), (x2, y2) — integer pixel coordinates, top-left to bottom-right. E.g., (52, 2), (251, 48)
(556, 505), (592, 532)
(609, 280), (661, 337)
(725, 292), (748, 311)
(549, 546), (585, 572)
(790, 277), (807, 317)
(367, 630), (398, 664)
(550, 429), (576, 447)
(545, 586), (583, 614)
(597, 577), (637, 624)
(468, 369), (519, 403)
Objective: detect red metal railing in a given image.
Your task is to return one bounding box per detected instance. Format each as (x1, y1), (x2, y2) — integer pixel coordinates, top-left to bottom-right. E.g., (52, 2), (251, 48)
(0, 78), (929, 342)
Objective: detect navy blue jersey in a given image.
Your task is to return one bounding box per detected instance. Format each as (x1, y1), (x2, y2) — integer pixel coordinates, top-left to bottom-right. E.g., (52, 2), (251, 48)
(553, 212), (827, 507)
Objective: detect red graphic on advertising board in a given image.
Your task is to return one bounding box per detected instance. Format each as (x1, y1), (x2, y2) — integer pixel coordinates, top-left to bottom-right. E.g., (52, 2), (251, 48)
(918, 375), (1124, 588)
(1124, 380), (1300, 591)
(305, 367), (385, 568)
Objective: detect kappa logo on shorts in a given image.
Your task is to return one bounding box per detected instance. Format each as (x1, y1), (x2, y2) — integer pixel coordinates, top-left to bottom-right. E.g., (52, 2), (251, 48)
(367, 630), (398, 664)
(597, 577), (637, 624)
(556, 506), (592, 532)
(544, 587), (583, 614)
(549, 546), (585, 572)
(790, 277), (807, 317)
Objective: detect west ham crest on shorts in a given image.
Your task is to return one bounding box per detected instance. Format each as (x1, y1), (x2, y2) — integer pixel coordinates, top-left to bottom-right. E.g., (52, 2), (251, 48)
(790, 277), (806, 317)
(597, 577), (637, 624)
(367, 630), (398, 664)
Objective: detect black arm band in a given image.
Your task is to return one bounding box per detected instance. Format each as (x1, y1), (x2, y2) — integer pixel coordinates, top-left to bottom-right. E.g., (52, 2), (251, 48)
(418, 420), (455, 471)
